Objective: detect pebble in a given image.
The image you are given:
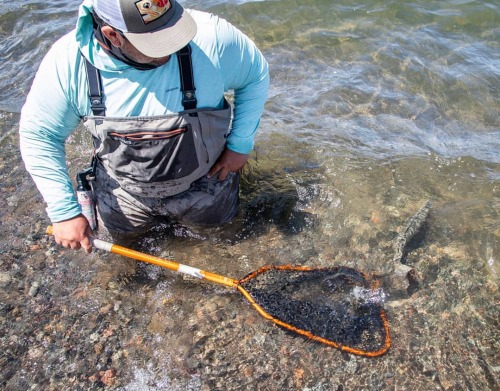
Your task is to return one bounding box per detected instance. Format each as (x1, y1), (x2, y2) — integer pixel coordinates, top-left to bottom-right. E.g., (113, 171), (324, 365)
(28, 281), (40, 297)
(7, 194), (20, 207)
(89, 332), (100, 343)
(99, 303), (113, 314)
(0, 272), (12, 288)
(186, 357), (201, 371)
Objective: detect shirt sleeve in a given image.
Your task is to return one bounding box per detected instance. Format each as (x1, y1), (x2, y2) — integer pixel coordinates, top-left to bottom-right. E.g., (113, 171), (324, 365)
(216, 17), (269, 154)
(19, 36), (83, 223)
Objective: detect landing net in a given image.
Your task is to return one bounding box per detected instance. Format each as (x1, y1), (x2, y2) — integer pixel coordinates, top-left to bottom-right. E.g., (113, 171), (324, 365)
(237, 265), (390, 357)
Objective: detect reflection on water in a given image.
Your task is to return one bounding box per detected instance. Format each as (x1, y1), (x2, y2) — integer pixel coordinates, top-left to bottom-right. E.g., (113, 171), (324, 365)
(0, 0), (499, 389)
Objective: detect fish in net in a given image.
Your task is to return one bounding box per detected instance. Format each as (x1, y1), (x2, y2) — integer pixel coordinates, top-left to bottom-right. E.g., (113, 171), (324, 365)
(237, 265), (390, 357)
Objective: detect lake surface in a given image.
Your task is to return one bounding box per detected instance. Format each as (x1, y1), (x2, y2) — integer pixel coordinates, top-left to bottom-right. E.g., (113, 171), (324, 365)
(0, 0), (498, 389)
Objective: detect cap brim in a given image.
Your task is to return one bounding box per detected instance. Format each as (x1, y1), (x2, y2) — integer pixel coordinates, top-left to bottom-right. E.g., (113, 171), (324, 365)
(123, 6), (197, 58)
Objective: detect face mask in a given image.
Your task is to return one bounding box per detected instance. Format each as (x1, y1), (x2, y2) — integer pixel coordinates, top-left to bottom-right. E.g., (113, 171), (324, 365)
(91, 12), (160, 71)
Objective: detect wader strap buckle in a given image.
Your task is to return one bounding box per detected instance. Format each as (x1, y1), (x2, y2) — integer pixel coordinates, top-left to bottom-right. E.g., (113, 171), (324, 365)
(176, 45), (197, 111)
(83, 57), (106, 116)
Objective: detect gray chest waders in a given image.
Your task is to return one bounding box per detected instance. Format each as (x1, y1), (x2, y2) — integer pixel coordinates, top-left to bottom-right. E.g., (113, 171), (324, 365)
(78, 44), (232, 218)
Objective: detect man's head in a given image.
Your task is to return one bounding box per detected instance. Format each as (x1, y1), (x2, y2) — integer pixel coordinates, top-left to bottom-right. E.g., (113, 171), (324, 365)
(92, 0), (197, 58)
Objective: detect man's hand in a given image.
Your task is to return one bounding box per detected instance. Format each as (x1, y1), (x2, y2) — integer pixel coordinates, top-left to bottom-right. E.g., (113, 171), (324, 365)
(208, 149), (249, 180)
(52, 215), (93, 254)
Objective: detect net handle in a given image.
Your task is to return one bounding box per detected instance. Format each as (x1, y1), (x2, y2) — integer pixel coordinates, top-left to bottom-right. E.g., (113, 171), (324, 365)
(46, 226), (237, 288)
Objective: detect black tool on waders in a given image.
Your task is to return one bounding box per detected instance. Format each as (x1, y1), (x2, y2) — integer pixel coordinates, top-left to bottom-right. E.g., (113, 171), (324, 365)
(76, 160), (97, 230)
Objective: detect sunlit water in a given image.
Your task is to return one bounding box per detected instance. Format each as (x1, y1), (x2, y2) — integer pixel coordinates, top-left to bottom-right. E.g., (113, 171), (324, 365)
(0, 0), (498, 389)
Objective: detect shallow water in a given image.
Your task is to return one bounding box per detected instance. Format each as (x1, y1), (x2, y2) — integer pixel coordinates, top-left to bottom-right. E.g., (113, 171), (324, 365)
(1, 0), (499, 389)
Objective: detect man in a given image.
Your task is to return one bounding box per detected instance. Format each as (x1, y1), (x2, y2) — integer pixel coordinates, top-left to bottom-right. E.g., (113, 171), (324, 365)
(19, 0), (269, 253)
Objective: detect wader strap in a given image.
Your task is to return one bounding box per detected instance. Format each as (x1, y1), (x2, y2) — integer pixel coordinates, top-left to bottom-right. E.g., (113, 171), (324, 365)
(176, 45), (197, 110)
(83, 45), (196, 115)
(83, 58), (106, 116)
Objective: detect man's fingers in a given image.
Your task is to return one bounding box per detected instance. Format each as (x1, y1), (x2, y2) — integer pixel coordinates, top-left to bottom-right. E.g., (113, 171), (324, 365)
(217, 168), (229, 181)
(81, 237), (93, 254)
(56, 237), (92, 254)
(208, 164), (230, 180)
(207, 164), (221, 179)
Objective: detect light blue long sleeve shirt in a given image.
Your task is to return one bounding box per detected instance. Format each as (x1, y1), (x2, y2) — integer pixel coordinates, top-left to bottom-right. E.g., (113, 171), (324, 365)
(19, 0), (269, 223)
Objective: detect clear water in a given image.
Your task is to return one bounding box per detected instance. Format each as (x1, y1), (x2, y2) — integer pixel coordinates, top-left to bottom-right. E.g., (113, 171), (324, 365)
(0, 0), (498, 389)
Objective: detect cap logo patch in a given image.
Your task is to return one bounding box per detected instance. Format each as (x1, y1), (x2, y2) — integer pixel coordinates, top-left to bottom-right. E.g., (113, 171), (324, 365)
(134, 0), (171, 24)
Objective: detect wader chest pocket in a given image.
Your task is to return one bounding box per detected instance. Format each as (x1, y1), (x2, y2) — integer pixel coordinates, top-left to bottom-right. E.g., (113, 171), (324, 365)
(106, 125), (200, 183)
(109, 126), (188, 144)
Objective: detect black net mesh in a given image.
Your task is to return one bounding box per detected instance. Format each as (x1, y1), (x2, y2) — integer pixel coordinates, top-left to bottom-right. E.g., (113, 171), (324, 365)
(237, 266), (390, 356)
